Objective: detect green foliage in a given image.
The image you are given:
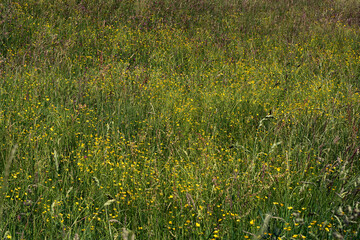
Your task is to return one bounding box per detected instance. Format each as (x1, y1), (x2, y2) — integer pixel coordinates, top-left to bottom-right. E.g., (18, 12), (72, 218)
(1, 0), (360, 239)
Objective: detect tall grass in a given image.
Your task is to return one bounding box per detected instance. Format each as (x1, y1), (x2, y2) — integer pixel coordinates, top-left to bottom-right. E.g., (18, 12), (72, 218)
(1, 0), (359, 239)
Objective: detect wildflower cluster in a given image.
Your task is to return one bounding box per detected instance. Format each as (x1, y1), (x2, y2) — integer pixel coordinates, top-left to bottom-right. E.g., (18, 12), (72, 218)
(0, 0), (359, 239)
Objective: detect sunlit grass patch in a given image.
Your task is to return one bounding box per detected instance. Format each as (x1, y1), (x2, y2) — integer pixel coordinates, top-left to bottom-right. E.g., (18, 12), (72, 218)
(1, 0), (360, 239)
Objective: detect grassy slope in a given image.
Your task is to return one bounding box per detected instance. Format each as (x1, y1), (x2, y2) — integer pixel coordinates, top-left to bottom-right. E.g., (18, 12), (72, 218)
(1, 0), (360, 239)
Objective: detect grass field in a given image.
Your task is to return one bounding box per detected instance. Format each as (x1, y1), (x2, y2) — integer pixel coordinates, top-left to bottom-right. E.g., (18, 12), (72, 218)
(1, 0), (360, 239)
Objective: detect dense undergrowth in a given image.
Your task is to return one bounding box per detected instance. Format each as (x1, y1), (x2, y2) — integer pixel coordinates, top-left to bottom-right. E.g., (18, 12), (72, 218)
(1, 0), (360, 239)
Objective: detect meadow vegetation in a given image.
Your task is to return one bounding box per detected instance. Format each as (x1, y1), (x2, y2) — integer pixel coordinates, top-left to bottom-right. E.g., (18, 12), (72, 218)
(1, 0), (360, 239)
